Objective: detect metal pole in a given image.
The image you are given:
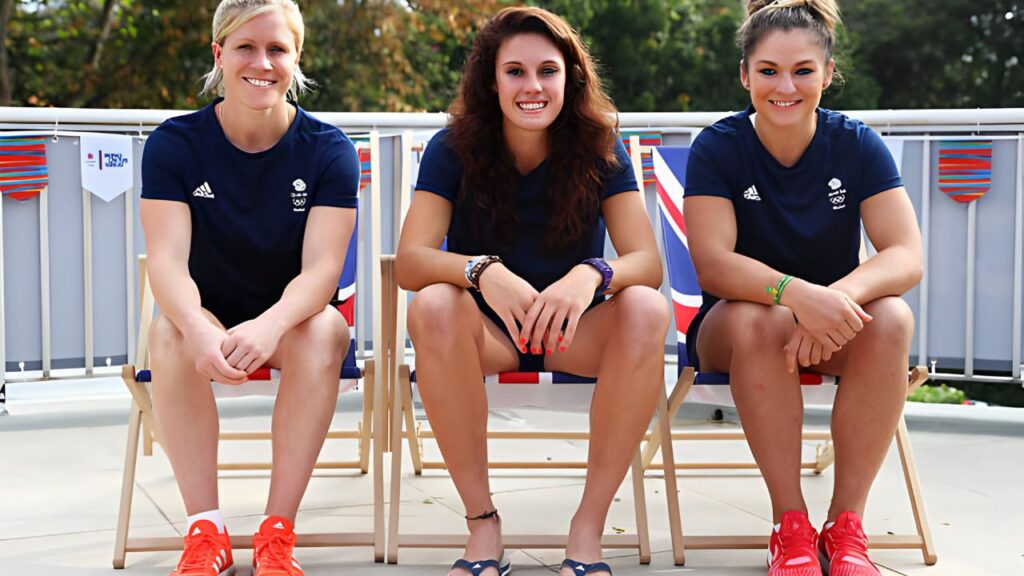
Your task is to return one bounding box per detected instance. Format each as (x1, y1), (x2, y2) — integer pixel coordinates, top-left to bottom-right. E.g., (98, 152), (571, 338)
(965, 201), (977, 377)
(83, 188), (94, 375)
(1013, 135), (1023, 380)
(917, 139), (931, 368)
(40, 185), (51, 376)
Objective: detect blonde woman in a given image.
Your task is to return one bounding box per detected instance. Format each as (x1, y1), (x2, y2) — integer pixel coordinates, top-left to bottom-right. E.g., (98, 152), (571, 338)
(140, 1), (358, 574)
(683, 1), (923, 575)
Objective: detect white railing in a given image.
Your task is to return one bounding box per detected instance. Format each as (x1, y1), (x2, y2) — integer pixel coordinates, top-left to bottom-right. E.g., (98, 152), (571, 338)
(1, 106), (1022, 395)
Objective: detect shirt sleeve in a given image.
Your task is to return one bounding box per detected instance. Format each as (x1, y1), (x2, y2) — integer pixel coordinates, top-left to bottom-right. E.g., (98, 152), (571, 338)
(140, 126), (188, 203)
(414, 129), (462, 204)
(314, 131), (360, 209)
(684, 129), (734, 201)
(858, 125), (903, 201)
(602, 137), (640, 198)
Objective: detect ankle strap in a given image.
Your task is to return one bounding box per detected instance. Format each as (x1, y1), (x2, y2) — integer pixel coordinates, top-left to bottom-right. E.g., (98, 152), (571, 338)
(464, 509), (499, 522)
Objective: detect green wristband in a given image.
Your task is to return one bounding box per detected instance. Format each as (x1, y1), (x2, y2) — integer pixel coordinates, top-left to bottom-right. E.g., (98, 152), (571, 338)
(766, 274), (793, 305)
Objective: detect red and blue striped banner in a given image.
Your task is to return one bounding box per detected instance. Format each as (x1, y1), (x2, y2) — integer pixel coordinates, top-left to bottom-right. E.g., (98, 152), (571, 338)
(938, 140), (992, 203)
(0, 136), (48, 200)
(621, 132), (662, 186)
(358, 147), (372, 191)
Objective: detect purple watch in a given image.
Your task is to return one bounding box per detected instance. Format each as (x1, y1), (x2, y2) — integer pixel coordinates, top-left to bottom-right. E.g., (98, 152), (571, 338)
(582, 257), (613, 295)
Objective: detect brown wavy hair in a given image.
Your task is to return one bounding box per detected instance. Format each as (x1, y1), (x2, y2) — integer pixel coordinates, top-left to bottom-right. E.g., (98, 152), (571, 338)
(446, 6), (621, 253)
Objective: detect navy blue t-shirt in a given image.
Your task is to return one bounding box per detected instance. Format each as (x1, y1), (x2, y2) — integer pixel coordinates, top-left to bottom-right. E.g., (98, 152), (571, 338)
(141, 99), (359, 328)
(415, 128), (638, 292)
(685, 106), (902, 340)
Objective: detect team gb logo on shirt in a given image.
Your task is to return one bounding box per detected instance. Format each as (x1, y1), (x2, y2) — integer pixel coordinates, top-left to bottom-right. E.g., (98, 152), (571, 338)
(291, 178), (307, 212)
(827, 177), (846, 210)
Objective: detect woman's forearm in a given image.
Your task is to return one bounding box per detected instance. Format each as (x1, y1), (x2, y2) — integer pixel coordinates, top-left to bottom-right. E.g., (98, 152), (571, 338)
(831, 245), (923, 305)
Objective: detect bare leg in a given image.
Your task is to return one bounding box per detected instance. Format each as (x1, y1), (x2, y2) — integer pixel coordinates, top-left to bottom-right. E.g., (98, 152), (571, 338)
(823, 297), (914, 521)
(407, 284), (519, 576)
(546, 286), (669, 576)
(696, 301), (806, 522)
(149, 312), (223, 516)
(265, 306), (349, 520)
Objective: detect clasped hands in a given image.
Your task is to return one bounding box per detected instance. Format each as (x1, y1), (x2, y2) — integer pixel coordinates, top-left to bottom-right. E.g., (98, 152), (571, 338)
(478, 262), (602, 356)
(780, 279), (872, 373)
(184, 316), (284, 385)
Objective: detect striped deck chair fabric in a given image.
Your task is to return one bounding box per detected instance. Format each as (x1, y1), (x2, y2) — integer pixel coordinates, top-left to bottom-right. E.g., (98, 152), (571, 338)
(652, 146), (837, 405)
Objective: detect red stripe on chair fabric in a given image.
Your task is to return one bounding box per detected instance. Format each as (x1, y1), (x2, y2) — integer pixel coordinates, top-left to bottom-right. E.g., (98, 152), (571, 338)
(497, 372), (541, 384)
(249, 367), (273, 381)
(335, 298), (355, 326)
(672, 301), (699, 335)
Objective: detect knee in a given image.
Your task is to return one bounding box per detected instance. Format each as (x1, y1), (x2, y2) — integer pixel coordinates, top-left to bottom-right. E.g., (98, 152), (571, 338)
(726, 302), (793, 354)
(407, 283), (473, 351)
(612, 286), (670, 355)
(288, 307), (349, 372)
(857, 297), (915, 353)
(148, 314), (186, 362)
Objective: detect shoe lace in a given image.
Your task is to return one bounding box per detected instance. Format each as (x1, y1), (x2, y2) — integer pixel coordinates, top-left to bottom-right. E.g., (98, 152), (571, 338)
(831, 519), (870, 559)
(178, 531), (221, 572)
(255, 530), (301, 575)
(779, 521), (817, 557)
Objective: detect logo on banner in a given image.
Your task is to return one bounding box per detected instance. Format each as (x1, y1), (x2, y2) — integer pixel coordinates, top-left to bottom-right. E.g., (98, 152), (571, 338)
(80, 134), (134, 202)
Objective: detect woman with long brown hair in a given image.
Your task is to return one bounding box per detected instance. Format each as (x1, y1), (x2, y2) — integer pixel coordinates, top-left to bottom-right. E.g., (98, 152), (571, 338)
(395, 7), (667, 576)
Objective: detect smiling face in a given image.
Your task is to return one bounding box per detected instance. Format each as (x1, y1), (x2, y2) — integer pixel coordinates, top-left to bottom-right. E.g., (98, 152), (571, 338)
(741, 28), (833, 130)
(495, 32), (566, 140)
(212, 8), (299, 111)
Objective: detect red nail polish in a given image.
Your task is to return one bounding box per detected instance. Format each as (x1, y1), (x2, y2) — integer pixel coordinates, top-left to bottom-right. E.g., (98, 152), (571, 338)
(547, 349), (553, 355)
(560, 346), (566, 352)
(557, 335), (563, 342)
(521, 347), (528, 353)
(520, 338), (526, 344)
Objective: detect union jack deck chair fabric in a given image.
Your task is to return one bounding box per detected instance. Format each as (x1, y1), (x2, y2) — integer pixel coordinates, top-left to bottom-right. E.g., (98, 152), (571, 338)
(646, 145), (935, 564)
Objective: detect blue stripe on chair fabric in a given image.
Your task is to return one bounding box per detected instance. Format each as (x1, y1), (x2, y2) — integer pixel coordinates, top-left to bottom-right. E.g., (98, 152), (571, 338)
(136, 363), (363, 383)
(409, 369), (596, 384)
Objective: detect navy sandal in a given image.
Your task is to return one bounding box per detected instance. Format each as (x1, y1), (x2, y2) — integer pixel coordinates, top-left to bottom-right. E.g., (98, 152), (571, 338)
(451, 509), (511, 576)
(561, 558), (613, 575)
(451, 557), (511, 576)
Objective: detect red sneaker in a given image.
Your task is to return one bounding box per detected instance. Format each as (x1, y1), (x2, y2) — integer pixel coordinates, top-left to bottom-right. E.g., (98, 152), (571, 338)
(768, 511), (822, 576)
(818, 511), (880, 576)
(253, 515), (304, 576)
(170, 519), (234, 576)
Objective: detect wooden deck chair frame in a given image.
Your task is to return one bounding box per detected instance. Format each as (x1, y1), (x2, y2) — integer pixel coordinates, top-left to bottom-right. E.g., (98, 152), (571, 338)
(635, 143), (937, 566)
(380, 131), (683, 565)
(113, 132), (389, 568)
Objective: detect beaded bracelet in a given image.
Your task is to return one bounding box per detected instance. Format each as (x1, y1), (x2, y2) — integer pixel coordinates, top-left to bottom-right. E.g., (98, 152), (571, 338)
(766, 274), (794, 305)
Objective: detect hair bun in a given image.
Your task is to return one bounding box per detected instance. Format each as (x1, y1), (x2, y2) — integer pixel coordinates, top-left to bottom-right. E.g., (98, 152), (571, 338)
(746, 0), (776, 17)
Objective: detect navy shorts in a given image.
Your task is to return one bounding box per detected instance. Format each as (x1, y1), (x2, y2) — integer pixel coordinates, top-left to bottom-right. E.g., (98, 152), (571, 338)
(470, 289), (603, 373)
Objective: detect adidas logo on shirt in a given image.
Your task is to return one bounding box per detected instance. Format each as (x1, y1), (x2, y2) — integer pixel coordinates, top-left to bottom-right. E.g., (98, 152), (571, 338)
(742, 185), (761, 201)
(192, 181), (214, 199)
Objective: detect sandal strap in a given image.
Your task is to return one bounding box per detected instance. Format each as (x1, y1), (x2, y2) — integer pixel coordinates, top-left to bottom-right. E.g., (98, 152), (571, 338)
(452, 558), (501, 576)
(561, 558), (613, 575)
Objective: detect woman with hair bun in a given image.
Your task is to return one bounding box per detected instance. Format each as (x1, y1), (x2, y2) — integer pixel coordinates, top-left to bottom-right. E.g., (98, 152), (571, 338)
(140, 1), (358, 574)
(683, 1), (923, 575)
(396, 7), (667, 576)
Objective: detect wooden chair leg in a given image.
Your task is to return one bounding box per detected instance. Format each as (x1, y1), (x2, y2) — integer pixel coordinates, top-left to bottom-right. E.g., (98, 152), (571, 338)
(630, 450), (652, 564)
(644, 369), (694, 468)
(814, 439), (835, 474)
(656, 388), (685, 566)
(895, 415), (938, 565)
(142, 420), (154, 456)
(113, 404), (143, 569)
(386, 364), (407, 564)
(401, 371), (423, 475)
(359, 361), (375, 474)
(368, 360), (385, 562)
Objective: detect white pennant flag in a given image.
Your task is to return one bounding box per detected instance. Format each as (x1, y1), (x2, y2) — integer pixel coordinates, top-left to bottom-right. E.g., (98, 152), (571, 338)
(80, 134), (134, 201)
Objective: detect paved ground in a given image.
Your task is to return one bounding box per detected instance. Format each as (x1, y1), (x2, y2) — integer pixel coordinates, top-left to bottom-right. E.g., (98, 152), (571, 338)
(1, 376), (1022, 575)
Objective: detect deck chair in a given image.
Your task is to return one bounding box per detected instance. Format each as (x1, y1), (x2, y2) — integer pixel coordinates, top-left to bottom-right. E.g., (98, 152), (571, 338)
(642, 145), (937, 565)
(113, 135), (387, 568)
(380, 131), (682, 565)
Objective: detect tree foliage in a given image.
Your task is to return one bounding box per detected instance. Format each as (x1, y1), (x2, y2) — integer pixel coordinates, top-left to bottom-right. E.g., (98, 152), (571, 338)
(4, 0), (1021, 111)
